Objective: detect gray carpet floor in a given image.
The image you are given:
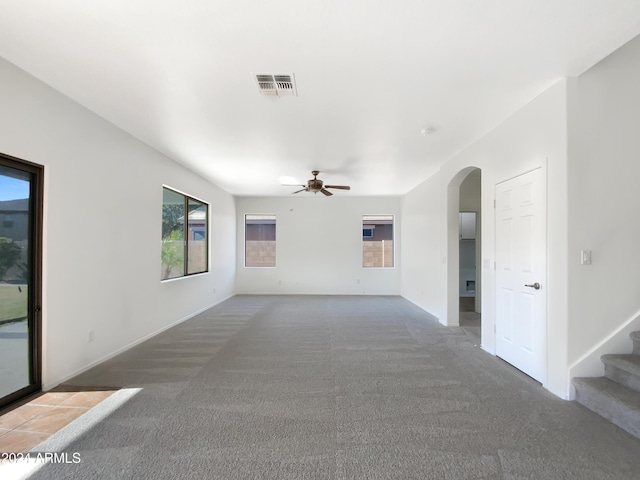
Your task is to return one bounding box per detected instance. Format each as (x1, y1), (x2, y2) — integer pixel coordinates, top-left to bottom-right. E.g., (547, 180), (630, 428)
(28, 295), (640, 479)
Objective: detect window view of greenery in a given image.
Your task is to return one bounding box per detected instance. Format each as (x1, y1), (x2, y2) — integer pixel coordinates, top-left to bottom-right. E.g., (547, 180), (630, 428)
(187, 197), (208, 274)
(362, 214), (394, 268)
(245, 214), (276, 267)
(161, 187), (208, 280)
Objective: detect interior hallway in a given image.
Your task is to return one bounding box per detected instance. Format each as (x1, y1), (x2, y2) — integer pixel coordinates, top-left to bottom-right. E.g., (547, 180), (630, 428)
(459, 296), (481, 340)
(17, 296), (640, 479)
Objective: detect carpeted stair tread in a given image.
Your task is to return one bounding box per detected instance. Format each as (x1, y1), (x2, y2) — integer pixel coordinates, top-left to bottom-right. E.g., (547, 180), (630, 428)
(573, 376), (640, 438)
(602, 353), (640, 370)
(602, 354), (640, 393)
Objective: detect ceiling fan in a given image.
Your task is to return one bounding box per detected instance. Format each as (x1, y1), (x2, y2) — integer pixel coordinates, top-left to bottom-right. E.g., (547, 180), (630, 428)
(286, 170), (351, 196)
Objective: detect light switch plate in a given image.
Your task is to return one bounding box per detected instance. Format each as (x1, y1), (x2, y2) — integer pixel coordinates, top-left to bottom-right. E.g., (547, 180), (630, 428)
(581, 249), (592, 265)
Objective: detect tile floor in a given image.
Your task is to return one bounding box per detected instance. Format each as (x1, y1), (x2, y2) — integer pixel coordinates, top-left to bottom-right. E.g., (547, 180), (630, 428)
(0, 388), (117, 453)
(459, 296), (476, 312)
(459, 296), (481, 339)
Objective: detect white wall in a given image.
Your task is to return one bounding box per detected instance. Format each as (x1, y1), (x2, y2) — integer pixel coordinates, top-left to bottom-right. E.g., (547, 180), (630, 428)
(459, 170), (481, 211)
(235, 196), (401, 295)
(0, 58), (236, 389)
(567, 35), (640, 383)
(402, 79), (569, 397)
(400, 173), (445, 319)
(5, 30), (636, 401)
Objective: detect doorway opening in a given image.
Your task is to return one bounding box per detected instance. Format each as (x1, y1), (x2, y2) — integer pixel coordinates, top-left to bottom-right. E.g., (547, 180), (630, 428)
(446, 167), (481, 335)
(458, 170), (481, 338)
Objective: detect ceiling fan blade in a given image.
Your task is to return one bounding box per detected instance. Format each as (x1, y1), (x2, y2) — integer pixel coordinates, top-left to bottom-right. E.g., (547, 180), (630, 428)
(320, 188), (333, 196)
(292, 188), (307, 194)
(325, 185), (351, 190)
(282, 184), (306, 187)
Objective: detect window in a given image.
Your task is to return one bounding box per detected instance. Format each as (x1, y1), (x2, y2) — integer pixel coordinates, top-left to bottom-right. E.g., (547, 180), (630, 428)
(245, 214), (276, 267)
(362, 214), (394, 267)
(161, 187), (208, 280)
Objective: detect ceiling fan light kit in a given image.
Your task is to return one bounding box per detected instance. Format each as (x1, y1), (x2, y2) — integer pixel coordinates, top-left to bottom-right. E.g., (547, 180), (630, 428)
(286, 170), (351, 196)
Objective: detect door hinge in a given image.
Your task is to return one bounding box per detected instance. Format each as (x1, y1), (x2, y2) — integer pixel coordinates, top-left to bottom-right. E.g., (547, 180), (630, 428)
(493, 199), (496, 208)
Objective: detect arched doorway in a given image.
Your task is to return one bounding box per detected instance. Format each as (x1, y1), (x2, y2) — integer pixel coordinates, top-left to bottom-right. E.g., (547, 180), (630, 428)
(446, 167), (481, 338)
(458, 170), (481, 338)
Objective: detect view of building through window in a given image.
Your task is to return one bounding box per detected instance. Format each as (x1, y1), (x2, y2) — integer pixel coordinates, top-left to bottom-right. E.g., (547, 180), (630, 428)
(161, 187), (208, 280)
(362, 214), (394, 267)
(245, 214), (276, 267)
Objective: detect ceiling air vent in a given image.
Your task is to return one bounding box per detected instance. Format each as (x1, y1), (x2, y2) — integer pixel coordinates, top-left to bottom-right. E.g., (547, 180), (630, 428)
(254, 73), (297, 97)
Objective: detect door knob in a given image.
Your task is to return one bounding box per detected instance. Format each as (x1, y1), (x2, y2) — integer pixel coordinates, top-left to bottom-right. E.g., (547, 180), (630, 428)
(524, 282), (541, 290)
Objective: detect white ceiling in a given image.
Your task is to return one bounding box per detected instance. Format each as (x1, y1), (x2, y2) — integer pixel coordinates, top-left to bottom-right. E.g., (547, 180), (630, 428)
(1, 1), (640, 196)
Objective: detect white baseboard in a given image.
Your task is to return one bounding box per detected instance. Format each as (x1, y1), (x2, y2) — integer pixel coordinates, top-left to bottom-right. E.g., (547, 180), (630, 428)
(42, 295), (233, 391)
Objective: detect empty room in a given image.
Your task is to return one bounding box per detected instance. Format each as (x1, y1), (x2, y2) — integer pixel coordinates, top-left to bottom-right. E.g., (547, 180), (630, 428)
(1, 1), (640, 479)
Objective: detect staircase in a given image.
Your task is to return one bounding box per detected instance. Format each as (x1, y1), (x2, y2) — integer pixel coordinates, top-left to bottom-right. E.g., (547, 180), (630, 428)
(572, 331), (640, 438)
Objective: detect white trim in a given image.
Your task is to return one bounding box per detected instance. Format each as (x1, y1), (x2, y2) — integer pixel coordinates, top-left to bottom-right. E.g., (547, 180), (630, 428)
(494, 166), (545, 186)
(160, 270), (210, 283)
(567, 308), (640, 400)
(41, 296), (233, 391)
(161, 184), (210, 207)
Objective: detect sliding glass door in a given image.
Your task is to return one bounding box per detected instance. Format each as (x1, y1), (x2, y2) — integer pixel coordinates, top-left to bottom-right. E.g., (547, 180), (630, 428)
(0, 154), (42, 409)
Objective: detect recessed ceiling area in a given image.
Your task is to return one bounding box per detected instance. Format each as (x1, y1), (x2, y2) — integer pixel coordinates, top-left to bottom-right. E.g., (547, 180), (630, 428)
(1, 1), (639, 196)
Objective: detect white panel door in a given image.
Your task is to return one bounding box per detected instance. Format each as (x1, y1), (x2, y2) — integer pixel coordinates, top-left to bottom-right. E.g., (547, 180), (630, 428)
(495, 168), (546, 382)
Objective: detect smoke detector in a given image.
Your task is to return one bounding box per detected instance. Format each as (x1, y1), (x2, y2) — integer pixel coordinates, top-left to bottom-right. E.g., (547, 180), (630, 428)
(254, 73), (297, 97)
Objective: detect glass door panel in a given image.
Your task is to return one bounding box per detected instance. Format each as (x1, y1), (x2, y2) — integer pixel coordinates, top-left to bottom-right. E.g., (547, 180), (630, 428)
(0, 157), (41, 406)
